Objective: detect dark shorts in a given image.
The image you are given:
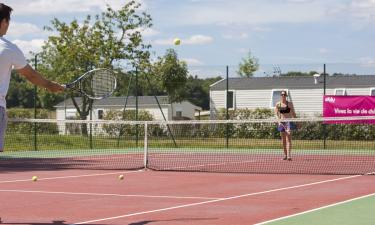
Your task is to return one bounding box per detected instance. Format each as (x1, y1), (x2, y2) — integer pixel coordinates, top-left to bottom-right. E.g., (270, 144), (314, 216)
(0, 107), (7, 151)
(278, 122), (297, 132)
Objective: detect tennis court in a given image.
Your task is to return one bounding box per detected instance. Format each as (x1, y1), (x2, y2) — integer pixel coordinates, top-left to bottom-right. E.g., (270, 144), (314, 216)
(0, 118), (374, 224)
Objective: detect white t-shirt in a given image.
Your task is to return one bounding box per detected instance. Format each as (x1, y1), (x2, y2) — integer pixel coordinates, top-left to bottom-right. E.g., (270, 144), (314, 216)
(0, 37), (27, 108)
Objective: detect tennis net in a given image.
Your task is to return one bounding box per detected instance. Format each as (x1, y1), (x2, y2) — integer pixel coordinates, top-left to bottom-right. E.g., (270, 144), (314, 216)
(1, 117), (375, 175)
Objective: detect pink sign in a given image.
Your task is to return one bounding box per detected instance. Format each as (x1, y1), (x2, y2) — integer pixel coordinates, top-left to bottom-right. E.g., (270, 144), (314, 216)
(323, 95), (375, 123)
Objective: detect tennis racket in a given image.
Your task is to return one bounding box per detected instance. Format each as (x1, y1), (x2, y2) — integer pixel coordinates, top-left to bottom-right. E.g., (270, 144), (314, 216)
(63, 68), (117, 100)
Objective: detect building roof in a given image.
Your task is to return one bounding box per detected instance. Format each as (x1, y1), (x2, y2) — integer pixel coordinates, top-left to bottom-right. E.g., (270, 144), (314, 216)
(210, 75), (375, 91)
(55, 96), (171, 108)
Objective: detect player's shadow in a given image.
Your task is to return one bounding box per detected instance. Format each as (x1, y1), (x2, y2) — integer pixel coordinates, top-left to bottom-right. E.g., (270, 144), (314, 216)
(0, 220), (104, 225)
(128, 217), (218, 225)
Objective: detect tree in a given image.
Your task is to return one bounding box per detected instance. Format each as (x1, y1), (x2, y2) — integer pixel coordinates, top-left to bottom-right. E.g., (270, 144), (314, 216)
(7, 71), (37, 108)
(37, 1), (152, 134)
(152, 49), (188, 103)
(280, 71), (319, 77)
(237, 51), (259, 77)
(181, 75), (222, 110)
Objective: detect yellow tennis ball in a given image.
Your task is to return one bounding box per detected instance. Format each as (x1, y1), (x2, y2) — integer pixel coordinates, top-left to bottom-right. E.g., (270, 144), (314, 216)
(118, 175), (124, 180)
(174, 38), (181, 45)
(32, 176), (38, 182)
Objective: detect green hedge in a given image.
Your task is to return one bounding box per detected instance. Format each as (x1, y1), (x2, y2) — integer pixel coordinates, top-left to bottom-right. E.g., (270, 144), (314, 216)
(7, 108), (58, 134)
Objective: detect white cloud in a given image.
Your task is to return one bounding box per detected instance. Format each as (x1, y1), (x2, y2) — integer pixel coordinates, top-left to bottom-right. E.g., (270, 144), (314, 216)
(184, 35), (213, 45)
(13, 39), (45, 58)
(327, 0), (375, 25)
(182, 58), (204, 66)
(222, 33), (249, 40)
(237, 48), (249, 54)
(286, 0), (315, 3)
(7, 22), (44, 38)
(153, 38), (174, 46)
(141, 28), (160, 37)
(319, 48), (330, 54)
(2, 0), (146, 15)
(153, 35), (213, 46)
(170, 0), (327, 26)
(359, 57), (375, 67)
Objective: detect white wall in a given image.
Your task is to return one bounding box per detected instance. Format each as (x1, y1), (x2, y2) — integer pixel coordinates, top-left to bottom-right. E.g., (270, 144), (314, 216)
(56, 106), (170, 121)
(172, 102), (200, 119)
(210, 87), (375, 118)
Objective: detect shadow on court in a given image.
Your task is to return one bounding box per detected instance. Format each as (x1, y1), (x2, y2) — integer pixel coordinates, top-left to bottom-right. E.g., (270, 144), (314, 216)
(0, 156), (143, 173)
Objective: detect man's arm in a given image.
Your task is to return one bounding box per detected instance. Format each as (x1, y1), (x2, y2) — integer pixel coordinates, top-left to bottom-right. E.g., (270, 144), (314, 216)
(16, 64), (64, 93)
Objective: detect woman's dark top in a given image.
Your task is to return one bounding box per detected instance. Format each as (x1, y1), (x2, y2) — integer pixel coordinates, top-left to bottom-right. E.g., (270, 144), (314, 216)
(278, 101), (291, 114)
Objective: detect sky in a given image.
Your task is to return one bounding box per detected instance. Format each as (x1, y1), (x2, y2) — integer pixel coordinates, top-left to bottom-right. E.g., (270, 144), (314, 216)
(2, 0), (375, 77)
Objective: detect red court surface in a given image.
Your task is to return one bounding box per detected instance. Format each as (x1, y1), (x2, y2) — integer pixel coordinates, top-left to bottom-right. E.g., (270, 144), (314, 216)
(0, 169), (374, 225)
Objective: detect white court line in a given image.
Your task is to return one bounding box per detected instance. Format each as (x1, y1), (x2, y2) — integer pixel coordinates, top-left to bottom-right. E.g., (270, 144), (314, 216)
(0, 189), (219, 200)
(163, 160), (258, 170)
(0, 170), (143, 184)
(255, 192), (375, 225)
(71, 175), (362, 225)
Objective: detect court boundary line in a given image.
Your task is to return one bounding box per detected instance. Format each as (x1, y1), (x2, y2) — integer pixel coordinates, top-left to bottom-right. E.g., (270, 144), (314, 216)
(255, 192), (375, 225)
(71, 174), (362, 225)
(0, 170), (143, 184)
(0, 189), (220, 200)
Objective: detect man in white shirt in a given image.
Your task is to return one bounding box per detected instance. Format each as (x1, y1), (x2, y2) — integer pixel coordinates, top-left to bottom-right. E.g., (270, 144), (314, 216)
(0, 3), (64, 153)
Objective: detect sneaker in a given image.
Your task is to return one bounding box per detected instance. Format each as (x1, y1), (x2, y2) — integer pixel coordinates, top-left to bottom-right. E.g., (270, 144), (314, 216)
(287, 158), (292, 161)
(282, 156), (288, 160)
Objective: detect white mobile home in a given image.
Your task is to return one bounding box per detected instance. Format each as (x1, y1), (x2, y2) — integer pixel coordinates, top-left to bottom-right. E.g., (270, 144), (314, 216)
(210, 75), (375, 118)
(55, 96), (201, 121)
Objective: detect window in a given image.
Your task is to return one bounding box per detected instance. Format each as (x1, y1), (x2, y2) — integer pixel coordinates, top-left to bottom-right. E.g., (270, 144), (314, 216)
(370, 88), (375, 96)
(270, 89), (288, 108)
(176, 111), (182, 117)
(98, 110), (104, 119)
(226, 91), (234, 108)
(334, 88), (347, 96)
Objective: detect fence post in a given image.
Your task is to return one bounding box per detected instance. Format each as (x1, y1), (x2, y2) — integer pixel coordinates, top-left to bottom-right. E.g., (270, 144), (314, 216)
(33, 54), (38, 151)
(143, 121), (148, 169)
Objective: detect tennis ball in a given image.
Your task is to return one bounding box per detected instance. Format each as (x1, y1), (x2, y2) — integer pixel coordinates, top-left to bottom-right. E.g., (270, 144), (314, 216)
(118, 175), (124, 180)
(173, 38), (181, 45)
(32, 176), (38, 182)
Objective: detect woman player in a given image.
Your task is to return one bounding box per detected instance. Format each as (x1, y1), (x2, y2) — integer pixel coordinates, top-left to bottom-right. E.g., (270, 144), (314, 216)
(274, 90), (297, 161)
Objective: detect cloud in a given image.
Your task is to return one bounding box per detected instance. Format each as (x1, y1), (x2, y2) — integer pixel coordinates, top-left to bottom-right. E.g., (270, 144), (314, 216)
(222, 33), (249, 40)
(319, 48), (330, 54)
(141, 28), (160, 37)
(237, 48), (249, 54)
(2, 0), (146, 15)
(182, 58), (204, 66)
(167, 0), (327, 26)
(184, 35), (213, 45)
(359, 57), (375, 67)
(153, 35), (213, 46)
(12, 39), (45, 58)
(7, 22), (44, 38)
(286, 0), (315, 3)
(327, 0), (375, 25)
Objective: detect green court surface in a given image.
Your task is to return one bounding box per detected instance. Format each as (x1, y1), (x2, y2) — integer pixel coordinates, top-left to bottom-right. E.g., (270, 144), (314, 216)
(264, 194), (375, 225)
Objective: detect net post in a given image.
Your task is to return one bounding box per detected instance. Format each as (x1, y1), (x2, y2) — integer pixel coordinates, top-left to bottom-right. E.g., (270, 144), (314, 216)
(143, 121), (148, 169)
(226, 65), (229, 149)
(89, 109), (93, 149)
